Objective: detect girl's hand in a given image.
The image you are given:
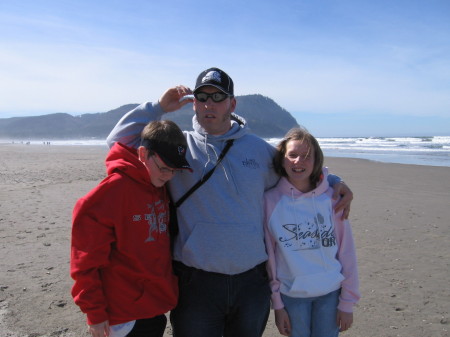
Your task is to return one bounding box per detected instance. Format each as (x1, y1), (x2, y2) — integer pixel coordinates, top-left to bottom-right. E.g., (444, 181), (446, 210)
(337, 310), (353, 332)
(274, 308), (291, 336)
(88, 320), (110, 337)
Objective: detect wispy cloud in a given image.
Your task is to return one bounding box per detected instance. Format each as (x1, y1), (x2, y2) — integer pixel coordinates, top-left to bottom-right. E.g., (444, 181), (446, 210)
(0, 0), (449, 136)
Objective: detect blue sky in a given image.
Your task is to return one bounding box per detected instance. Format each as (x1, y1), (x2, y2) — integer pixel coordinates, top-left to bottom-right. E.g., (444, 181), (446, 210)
(1, 0), (449, 137)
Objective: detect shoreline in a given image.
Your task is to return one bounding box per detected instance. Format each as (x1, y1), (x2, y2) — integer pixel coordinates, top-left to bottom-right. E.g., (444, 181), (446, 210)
(0, 144), (449, 337)
(1, 141), (449, 168)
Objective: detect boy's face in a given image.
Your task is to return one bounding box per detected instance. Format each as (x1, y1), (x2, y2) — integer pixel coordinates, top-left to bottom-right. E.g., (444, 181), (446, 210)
(138, 147), (175, 187)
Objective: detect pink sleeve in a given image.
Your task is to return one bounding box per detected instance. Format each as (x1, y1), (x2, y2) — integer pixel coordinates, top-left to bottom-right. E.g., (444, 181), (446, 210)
(333, 212), (360, 312)
(264, 193), (284, 310)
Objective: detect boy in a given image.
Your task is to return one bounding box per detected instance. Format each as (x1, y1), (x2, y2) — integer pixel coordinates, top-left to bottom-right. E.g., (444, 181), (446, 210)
(71, 120), (191, 337)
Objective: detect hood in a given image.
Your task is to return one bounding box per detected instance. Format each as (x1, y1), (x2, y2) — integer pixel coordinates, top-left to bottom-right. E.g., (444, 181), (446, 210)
(277, 167), (330, 198)
(192, 112), (250, 143)
(105, 142), (151, 185)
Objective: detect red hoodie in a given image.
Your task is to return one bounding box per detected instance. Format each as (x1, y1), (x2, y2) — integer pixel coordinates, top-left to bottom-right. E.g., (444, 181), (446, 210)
(70, 142), (178, 325)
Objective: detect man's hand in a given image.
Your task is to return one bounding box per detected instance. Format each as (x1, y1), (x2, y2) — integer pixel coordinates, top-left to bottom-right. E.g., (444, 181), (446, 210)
(332, 181), (353, 220)
(159, 86), (193, 113)
(337, 310), (353, 332)
(274, 308), (291, 336)
(88, 320), (110, 337)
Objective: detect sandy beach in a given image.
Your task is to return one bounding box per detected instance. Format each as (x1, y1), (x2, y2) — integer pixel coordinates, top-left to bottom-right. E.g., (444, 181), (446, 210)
(0, 143), (449, 337)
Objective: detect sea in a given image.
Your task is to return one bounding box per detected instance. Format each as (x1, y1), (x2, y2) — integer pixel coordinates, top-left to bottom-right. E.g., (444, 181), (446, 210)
(5, 136), (450, 168)
(267, 136), (450, 167)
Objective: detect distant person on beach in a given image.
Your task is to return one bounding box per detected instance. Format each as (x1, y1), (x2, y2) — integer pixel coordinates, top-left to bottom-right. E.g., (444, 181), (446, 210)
(71, 120), (192, 337)
(264, 127), (360, 337)
(106, 67), (354, 337)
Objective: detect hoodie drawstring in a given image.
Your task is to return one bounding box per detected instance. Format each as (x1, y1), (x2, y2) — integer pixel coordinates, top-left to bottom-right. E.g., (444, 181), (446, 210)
(201, 139), (236, 193)
(311, 191), (330, 271)
(202, 135), (211, 178)
(290, 188), (302, 251)
(291, 189), (329, 269)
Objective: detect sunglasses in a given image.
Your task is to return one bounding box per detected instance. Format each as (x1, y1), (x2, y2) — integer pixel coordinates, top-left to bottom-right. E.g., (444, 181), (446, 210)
(151, 155), (177, 175)
(194, 91), (231, 103)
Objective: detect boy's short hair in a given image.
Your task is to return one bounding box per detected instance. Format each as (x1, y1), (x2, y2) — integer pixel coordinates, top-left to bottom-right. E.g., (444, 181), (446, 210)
(273, 127), (324, 186)
(140, 120), (191, 171)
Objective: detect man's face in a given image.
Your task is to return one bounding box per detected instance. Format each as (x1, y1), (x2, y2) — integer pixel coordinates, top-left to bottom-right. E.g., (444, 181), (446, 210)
(193, 86), (236, 136)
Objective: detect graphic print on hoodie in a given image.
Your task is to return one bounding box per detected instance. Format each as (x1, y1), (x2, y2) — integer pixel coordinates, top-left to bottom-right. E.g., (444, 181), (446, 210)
(279, 210), (337, 250)
(273, 191), (338, 254)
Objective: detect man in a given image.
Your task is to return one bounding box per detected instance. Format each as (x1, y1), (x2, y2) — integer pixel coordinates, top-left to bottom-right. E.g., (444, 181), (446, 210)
(107, 67), (353, 337)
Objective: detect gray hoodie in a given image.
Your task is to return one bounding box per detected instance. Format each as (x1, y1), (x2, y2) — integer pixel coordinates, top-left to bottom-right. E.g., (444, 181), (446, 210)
(107, 102), (338, 274)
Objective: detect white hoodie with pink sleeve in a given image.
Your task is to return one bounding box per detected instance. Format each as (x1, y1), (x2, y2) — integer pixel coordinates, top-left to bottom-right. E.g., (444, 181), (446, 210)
(264, 167), (360, 313)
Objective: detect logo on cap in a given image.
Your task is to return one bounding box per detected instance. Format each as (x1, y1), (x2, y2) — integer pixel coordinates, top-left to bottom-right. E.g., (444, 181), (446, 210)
(178, 146), (186, 156)
(202, 71), (221, 84)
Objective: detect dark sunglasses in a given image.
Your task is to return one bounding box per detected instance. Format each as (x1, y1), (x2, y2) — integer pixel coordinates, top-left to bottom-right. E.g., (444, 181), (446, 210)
(194, 91), (231, 103)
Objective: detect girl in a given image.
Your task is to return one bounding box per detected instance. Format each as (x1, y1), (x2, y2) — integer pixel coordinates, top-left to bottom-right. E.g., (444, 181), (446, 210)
(264, 127), (360, 337)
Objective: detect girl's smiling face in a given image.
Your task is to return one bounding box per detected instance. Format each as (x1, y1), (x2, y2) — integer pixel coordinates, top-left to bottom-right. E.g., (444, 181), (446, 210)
(283, 139), (315, 192)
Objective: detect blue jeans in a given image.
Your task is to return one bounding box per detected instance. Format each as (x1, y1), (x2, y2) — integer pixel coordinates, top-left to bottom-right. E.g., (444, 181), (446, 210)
(170, 261), (271, 337)
(282, 289), (340, 337)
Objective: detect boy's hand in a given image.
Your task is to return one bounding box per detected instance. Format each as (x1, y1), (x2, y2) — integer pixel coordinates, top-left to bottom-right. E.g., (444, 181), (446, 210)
(159, 86), (193, 113)
(337, 310), (353, 332)
(332, 181), (353, 220)
(88, 320), (110, 337)
(274, 308), (291, 336)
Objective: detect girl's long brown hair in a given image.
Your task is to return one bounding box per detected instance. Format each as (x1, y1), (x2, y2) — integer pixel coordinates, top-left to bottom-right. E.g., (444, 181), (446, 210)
(273, 127), (324, 186)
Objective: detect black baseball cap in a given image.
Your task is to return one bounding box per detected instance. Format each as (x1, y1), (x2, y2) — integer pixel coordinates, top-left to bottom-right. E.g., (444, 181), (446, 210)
(194, 67), (234, 96)
(142, 139), (192, 171)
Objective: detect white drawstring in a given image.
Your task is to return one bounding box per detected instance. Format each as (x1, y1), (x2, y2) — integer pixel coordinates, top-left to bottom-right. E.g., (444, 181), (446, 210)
(311, 191), (329, 270)
(202, 138), (234, 187)
(290, 188), (328, 268)
(202, 136), (211, 179)
(290, 188), (302, 250)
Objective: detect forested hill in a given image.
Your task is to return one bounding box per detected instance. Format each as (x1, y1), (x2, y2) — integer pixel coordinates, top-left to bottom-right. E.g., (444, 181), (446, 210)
(0, 94), (299, 139)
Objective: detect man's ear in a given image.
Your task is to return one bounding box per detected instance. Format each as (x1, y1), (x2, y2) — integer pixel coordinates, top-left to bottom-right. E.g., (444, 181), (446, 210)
(230, 96), (237, 111)
(138, 146), (147, 162)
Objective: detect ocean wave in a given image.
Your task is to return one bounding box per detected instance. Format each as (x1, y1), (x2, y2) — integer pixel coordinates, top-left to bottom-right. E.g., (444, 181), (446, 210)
(424, 144), (444, 149)
(3, 136), (449, 167)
